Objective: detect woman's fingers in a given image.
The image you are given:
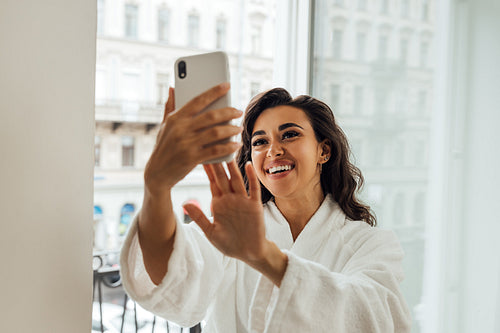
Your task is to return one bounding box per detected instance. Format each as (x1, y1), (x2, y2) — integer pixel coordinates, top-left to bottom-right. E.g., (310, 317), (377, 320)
(227, 160), (246, 194)
(179, 82), (230, 117)
(191, 107), (243, 132)
(246, 162), (262, 201)
(183, 204), (213, 237)
(203, 164), (222, 197)
(162, 87), (175, 123)
(211, 163), (231, 193)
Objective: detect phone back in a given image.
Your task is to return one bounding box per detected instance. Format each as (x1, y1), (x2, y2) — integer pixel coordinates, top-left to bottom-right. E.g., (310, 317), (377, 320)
(174, 51), (230, 111)
(174, 51), (232, 164)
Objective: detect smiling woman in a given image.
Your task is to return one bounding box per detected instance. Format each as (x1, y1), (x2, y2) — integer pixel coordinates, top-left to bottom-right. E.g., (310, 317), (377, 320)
(120, 85), (411, 332)
(238, 88), (376, 227)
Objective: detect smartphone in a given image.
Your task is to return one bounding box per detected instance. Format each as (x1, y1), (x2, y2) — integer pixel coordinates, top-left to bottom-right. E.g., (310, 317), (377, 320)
(174, 51), (232, 164)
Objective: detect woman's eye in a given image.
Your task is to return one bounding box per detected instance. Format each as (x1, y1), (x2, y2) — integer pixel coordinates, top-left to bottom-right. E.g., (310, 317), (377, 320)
(282, 131), (299, 140)
(252, 138), (267, 147)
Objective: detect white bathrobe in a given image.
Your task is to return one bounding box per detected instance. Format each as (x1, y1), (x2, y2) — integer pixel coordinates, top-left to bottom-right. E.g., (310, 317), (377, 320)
(120, 195), (411, 332)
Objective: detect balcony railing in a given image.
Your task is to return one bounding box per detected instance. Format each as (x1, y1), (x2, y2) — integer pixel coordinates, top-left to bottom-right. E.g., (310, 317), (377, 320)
(95, 99), (163, 123)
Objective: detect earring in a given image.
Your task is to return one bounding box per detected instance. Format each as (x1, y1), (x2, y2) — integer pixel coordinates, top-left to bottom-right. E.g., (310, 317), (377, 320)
(324, 156), (329, 162)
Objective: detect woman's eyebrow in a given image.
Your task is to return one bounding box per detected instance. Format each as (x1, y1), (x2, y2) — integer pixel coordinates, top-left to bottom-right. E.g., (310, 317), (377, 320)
(278, 123), (304, 131)
(252, 123), (304, 138)
(252, 130), (266, 138)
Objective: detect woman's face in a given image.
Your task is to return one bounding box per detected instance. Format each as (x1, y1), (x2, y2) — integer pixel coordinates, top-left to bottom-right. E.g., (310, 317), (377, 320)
(250, 105), (329, 201)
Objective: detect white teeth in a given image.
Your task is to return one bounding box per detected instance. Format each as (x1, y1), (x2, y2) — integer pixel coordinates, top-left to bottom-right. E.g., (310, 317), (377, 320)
(268, 165), (292, 174)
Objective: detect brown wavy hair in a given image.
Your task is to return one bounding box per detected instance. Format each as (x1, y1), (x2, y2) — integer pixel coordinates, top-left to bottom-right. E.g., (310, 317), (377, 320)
(237, 88), (376, 226)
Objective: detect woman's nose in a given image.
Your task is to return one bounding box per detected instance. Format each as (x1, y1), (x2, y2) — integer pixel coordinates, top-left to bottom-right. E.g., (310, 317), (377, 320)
(266, 142), (284, 157)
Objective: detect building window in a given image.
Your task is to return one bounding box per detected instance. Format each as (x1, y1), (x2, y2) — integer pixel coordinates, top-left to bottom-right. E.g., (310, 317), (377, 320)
(94, 136), (101, 167)
(216, 19), (227, 50)
(351, 139), (363, 165)
(414, 192), (426, 225)
(380, 0), (389, 14)
(420, 40), (429, 67)
(251, 26), (262, 55)
(353, 85), (364, 115)
(401, 0), (410, 18)
(400, 38), (409, 65)
(417, 89), (428, 114)
(158, 8), (170, 42)
(97, 0), (105, 35)
(375, 87), (388, 114)
(250, 82), (260, 99)
(330, 84), (341, 112)
(358, 0), (367, 11)
(188, 14), (200, 47)
(332, 29), (343, 59)
(157, 73), (169, 105)
(121, 136), (135, 167)
(394, 140), (405, 166)
(371, 141), (384, 166)
(124, 4), (138, 39)
(356, 32), (366, 61)
(378, 35), (388, 60)
(422, 0), (430, 21)
(393, 193), (405, 225)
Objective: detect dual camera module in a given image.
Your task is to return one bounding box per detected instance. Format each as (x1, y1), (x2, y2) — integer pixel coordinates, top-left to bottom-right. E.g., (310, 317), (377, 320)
(178, 60), (187, 79)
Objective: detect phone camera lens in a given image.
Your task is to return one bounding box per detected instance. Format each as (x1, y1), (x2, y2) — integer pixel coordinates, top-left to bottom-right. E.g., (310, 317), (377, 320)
(178, 60), (186, 79)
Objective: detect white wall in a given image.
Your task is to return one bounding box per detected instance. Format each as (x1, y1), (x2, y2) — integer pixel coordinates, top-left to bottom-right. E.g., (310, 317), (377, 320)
(0, 0), (95, 332)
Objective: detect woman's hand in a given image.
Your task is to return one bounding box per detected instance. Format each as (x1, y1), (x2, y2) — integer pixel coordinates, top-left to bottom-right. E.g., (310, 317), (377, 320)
(184, 160), (288, 286)
(144, 83), (243, 198)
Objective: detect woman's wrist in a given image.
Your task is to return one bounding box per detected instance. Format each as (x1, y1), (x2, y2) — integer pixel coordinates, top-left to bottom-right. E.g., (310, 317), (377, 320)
(247, 240), (288, 287)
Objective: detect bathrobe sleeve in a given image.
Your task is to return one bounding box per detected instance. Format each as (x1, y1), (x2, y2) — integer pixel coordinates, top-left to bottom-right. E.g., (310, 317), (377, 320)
(248, 226), (412, 333)
(119, 214), (229, 327)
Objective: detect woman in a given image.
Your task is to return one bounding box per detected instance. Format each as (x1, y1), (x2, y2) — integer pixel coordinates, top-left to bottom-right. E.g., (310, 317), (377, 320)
(120, 83), (411, 332)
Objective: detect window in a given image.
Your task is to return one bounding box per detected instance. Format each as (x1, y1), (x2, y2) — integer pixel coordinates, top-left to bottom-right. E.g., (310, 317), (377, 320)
(422, 0), (430, 21)
(380, 0), (389, 14)
(124, 4), (138, 38)
(401, 0), (410, 18)
(420, 40), (429, 67)
(216, 19), (227, 50)
(394, 140), (405, 166)
(330, 84), (341, 112)
(358, 0), (367, 11)
(400, 38), (409, 64)
(375, 87), (388, 114)
(353, 85), (364, 114)
(378, 35), (388, 60)
(97, 0), (105, 35)
(158, 8), (169, 42)
(157, 73), (169, 105)
(356, 32), (366, 61)
(332, 29), (343, 59)
(417, 89), (427, 114)
(94, 0), (278, 330)
(121, 136), (135, 167)
(250, 82), (260, 99)
(94, 136), (101, 167)
(393, 192), (406, 225)
(250, 26), (262, 55)
(188, 14), (200, 47)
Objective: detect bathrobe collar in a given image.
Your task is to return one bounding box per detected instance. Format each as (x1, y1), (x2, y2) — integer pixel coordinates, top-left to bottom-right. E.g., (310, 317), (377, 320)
(263, 194), (347, 260)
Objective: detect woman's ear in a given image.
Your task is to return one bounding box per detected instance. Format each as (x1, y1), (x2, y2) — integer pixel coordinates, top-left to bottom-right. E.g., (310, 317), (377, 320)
(318, 139), (332, 164)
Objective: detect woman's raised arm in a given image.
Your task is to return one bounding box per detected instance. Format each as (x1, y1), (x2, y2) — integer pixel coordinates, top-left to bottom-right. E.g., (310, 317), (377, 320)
(137, 83), (243, 285)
